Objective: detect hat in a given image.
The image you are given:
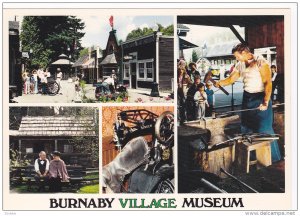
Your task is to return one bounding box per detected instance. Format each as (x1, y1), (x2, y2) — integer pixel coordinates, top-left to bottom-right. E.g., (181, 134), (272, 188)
(51, 151), (61, 157)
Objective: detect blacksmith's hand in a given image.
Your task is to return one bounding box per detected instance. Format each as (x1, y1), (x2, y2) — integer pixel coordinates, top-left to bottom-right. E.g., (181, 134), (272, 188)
(259, 103), (268, 111)
(214, 81), (220, 88)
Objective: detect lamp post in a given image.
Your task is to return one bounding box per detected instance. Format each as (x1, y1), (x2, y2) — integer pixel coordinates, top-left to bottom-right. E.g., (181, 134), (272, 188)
(29, 48), (33, 70)
(67, 46), (71, 78)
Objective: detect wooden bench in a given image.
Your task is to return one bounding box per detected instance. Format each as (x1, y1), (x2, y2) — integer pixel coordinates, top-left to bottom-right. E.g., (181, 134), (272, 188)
(10, 165), (99, 192)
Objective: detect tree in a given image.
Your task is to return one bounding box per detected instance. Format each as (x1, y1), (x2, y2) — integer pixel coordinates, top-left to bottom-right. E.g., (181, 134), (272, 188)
(79, 47), (89, 57)
(192, 49), (199, 63)
(20, 16), (85, 70)
(125, 24), (174, 41)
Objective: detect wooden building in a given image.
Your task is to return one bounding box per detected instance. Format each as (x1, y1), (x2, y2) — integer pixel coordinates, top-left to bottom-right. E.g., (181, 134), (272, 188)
(9, 21), (22, 98)
(100, 29), (122, 80)
(121, 32), (174, 91)
(10, 116), (97, 167)
(177, 16), (284, 75)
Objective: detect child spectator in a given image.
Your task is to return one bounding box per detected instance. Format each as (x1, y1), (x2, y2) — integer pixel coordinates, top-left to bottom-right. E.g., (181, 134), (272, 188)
(205, 81), (215, 117)
(194, 83), (208, 120)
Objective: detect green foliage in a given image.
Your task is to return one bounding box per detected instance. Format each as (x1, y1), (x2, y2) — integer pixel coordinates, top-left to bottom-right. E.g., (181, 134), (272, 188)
(126, 24), (174, 41)
(10, 149), (30, 168)
(78, 184), (99, 194)
(79, 48), (89, 57)
(70, 108), (99, 163)
(192, 49), (199, 63)
(20, 16), (85, 70)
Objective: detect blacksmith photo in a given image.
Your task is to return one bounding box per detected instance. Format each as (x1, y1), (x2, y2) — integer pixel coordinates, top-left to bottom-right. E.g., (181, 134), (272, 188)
(177, 15), (285, 193)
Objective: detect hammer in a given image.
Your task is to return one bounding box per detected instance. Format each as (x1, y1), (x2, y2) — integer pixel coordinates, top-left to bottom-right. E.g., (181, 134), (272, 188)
(204, 71), (229, 95)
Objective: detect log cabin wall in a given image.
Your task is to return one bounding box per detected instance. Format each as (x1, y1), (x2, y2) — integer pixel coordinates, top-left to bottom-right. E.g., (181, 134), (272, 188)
(102, 106), (174, 166)
(246, 17), (284, 74)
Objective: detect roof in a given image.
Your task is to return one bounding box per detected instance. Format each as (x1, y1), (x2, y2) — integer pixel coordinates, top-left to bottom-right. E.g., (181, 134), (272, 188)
(178, 16), (284, 28)
(205, 40), (239, 58)
(100, 53), (117, 65)
(16, 116), (96, 137)
(179, 38), (198, 50)
(177, 24), (190, 31)
(9, 21), (19, 30)
(82, 58), (95, 68)
(51, 53), (74, 65)
(51, 59), (74, 65)
(72, 54), (89, 68)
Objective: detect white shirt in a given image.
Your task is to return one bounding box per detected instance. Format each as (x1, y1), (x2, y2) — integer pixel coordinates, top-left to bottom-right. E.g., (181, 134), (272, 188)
(194, 91), (208, 106)
(272, 72), (277, 82)
(103, 77), (115, 86)
(235, 55), (267, 93)
(34, 158), (50, 173)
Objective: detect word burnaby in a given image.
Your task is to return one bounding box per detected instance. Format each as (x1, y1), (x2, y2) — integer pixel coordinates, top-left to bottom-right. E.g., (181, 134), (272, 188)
(50, 198), (114, 208)
(182, 198), (244, 208)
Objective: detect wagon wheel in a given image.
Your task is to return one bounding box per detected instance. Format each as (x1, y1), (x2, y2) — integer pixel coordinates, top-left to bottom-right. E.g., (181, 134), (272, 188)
(47, 82), (60, 95)
(154, 178), (175, 193)
(154, 111), (174, 145)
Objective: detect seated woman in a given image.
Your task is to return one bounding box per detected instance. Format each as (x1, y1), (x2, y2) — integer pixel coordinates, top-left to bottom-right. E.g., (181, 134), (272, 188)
(48, 151), (69, 192)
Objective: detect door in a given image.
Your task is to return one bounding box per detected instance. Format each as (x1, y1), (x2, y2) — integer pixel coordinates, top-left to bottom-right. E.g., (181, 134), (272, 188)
(130, 63), (137, 89)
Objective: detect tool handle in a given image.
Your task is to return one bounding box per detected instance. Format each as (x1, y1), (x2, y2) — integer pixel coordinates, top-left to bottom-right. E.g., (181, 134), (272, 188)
(209, 78), (229, 95)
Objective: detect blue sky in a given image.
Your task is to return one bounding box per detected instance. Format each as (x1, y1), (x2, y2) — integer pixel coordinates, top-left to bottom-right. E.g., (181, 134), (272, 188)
(77, 15), (174, 48)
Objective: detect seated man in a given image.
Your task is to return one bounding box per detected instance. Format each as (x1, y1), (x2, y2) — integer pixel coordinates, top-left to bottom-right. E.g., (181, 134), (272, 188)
(34, 151), (50, 192)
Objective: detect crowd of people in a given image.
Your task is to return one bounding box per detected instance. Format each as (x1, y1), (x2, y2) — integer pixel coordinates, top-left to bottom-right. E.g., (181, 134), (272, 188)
(177, 60), (215, 124)
(34, 151), (69, 192)
(21, 67), (63, 95)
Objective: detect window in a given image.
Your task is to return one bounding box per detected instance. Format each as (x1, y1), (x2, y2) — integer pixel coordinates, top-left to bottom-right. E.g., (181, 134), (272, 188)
(123, 64), (129, 79)
(137, 59), (154, 81)
(64, 144), (73, 153)
(146, 62), (153, 79)
(139, 63), (145, 78)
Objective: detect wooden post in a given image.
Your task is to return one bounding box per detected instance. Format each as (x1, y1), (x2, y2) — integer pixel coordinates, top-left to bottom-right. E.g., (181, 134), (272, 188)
(18, 139), (22, 158)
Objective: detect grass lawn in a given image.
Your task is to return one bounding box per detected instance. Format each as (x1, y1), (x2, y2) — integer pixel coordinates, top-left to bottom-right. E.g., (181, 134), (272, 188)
(78, 184), (99, 194)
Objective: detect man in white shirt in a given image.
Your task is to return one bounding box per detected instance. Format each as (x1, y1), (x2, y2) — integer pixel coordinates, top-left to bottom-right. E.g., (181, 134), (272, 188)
(34, 151), (50, 192)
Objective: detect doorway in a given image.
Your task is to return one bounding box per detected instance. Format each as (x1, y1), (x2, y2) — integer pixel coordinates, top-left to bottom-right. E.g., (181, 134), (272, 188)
(130, 63), (137, 89)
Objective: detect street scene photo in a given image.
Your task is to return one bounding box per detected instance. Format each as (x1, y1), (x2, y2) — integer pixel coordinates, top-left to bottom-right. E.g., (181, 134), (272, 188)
(177, 16), (285, 193)
(9, 16), (174, 103)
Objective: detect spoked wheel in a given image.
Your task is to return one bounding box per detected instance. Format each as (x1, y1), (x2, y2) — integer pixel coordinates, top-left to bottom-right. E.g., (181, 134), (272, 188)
(155, 111), (174, 145)
(47, 82), (60, 95)
(155, 178), (175, 193)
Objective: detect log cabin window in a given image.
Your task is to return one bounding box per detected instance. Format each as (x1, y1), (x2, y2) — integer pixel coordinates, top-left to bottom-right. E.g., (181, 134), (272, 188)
(137, 59), (154, 81)
(64, 144), (73, 153)
(123, 63), (129, 79)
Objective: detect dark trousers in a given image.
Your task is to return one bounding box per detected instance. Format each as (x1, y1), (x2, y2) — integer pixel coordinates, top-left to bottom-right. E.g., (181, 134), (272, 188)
(49, 177), (62, 192)
(34, 175), (49, 191)
(241, 91), (281, 162)
(205, 104), (214, 117)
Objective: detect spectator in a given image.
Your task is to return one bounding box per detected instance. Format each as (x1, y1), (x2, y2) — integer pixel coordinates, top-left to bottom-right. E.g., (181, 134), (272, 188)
(186, 75), (201, 120)
(194, 83), (208, 120)
(205, 81), (215, 117)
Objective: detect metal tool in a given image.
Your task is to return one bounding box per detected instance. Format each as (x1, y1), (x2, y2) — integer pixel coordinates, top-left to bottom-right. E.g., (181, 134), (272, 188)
(220, 168), (259, 193)
(216, 103), (285, 116)
(200, 178), (228, 193)
(204, 71), (229, 95)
